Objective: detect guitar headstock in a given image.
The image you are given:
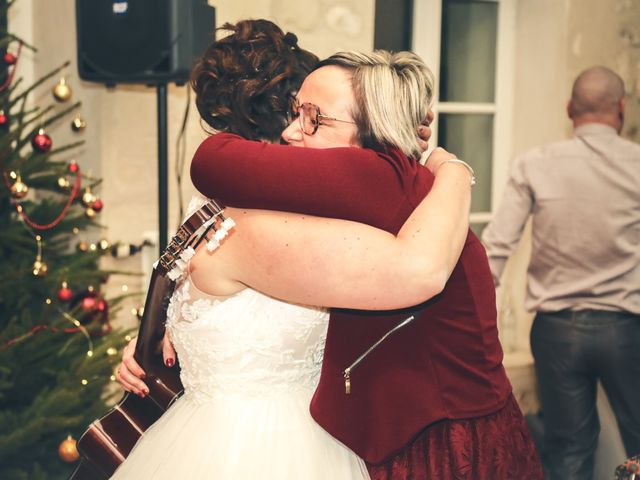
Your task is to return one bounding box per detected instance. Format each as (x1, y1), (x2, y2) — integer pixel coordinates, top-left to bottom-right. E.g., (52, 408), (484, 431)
(155, 199), (234, 281)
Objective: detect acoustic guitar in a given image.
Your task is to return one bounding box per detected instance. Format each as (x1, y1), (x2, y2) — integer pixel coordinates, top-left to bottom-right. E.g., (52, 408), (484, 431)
(70, 199), (231, 479)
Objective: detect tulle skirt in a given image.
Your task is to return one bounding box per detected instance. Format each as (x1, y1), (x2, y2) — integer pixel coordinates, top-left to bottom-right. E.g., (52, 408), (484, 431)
(110, 389), (369, 479)
(367, 394), (543, 480)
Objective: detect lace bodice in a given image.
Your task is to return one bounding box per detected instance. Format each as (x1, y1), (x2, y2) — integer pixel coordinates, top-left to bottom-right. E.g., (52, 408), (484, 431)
(165, 278), (328, 404)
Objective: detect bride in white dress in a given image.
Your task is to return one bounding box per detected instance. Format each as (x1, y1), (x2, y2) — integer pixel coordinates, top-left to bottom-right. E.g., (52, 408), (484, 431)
(110, 21), (374, 478)
(112, 261), (369, 479)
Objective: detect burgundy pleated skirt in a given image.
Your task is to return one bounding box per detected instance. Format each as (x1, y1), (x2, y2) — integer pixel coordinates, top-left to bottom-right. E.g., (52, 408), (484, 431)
(367, 394), (544, 480)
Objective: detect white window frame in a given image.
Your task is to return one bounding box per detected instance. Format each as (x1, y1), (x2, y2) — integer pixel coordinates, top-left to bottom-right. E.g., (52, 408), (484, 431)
(412, 0), (516, 225)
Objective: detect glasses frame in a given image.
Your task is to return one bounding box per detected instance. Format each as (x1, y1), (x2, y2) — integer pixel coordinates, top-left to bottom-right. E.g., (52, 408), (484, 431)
(290, 99), (356, 136)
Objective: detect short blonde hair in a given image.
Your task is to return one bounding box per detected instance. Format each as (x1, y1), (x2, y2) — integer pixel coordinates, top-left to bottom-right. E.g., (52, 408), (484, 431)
(317, 50), (434, 158)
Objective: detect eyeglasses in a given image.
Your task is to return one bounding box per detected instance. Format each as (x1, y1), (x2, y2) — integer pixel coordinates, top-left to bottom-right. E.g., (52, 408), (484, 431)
(289, 98), (356, 136)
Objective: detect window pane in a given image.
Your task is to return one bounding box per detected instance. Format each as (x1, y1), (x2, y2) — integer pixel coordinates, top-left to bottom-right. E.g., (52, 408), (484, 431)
(439, 0), (498, 102)
(437, 113), (493, 212)
(471, 222), (488, 238)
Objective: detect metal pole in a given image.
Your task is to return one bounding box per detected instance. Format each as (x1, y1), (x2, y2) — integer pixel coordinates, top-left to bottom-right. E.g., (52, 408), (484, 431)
(157, 84), (168, 254)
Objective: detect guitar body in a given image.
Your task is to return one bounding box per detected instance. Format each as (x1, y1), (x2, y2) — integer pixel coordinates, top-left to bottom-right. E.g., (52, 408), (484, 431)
(71, 271), (184, 479)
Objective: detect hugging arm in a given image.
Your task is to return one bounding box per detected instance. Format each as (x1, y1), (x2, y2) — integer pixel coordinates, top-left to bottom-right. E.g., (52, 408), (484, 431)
(217, 156), (472, 310)
(190, 135), (473, 300)
(189, 137), (473, 308)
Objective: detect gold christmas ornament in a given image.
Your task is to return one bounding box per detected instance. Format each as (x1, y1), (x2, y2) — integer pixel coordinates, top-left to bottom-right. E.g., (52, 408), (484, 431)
(85, 207), (96, 219)
(52, 77), (72, 102)
(32, 259), (48, 276)
(71, 115), (87, 132)
(77, 240), (89, 252)
(98, 238), (110, 251)
(58, 435), (80, 463)
(57, 176), (70, 189)
(10, 175), (28, 199)
(82, 187), (96, 207)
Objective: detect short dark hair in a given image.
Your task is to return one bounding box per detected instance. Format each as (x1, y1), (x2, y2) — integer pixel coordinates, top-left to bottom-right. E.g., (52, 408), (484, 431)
(190, 19), (319, 142)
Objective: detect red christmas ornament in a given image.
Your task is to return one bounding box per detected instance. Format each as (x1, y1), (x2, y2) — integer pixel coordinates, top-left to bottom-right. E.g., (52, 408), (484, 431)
(69, 290), (110, 333)
(68, 161), (79, 173)
(97, 299), (107, 312)
(81, 296), (96, 311)
(3, 52), (17, 65)
(92, 198), (103, 212)
(0, 110), (8, 130)
(31, 128), (53, 153)
(57, 286), (73, 302)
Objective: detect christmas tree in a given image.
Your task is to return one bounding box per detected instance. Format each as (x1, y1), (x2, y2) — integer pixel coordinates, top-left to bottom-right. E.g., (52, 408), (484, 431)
(0, 6), (132, 480)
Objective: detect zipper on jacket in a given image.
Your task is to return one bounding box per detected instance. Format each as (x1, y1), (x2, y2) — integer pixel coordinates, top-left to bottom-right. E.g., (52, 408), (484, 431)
(342, 314), (416, 395)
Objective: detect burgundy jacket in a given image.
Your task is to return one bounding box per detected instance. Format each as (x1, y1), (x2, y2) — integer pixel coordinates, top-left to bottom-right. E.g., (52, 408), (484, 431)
(190, 133), (512, 464)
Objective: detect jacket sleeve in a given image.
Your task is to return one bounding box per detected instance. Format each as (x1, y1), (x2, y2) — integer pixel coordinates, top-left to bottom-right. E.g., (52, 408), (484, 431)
(190, 133), (430, 228)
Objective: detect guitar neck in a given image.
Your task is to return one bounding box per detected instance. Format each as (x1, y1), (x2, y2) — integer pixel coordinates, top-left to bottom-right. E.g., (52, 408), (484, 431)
(133, 268), (183, 410)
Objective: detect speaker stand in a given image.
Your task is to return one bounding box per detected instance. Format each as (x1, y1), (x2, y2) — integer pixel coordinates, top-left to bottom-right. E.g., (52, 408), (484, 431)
(156, 84), (169, 254)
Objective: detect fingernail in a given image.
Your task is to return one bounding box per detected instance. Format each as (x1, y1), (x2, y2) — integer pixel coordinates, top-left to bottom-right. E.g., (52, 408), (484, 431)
(140, 372), (146, 379)
(165, 358), (174, 367)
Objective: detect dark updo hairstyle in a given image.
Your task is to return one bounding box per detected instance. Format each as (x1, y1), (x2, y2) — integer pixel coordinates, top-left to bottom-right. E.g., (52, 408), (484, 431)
(190, 19), (319, 142)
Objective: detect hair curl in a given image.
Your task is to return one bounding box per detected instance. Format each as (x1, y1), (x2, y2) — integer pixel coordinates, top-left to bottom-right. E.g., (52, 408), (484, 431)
(190, 20), (319, 142)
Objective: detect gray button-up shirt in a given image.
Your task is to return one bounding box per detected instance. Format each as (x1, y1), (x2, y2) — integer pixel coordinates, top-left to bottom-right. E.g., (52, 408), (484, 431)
(482, 123), (640, 313)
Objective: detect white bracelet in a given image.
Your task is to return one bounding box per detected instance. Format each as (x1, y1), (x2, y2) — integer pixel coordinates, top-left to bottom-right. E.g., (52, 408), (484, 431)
(442, 158), (476, 186)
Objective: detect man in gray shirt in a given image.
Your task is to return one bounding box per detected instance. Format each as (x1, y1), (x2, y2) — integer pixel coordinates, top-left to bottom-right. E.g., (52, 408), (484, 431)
(482, 66), (640, 480)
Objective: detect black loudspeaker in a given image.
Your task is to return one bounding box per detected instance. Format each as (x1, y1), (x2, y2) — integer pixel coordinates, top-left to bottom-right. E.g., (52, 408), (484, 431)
(75, 0), (215, 86)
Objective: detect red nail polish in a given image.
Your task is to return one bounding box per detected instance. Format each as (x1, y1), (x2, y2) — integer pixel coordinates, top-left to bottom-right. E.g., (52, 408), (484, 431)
(165, 358), (174, 367)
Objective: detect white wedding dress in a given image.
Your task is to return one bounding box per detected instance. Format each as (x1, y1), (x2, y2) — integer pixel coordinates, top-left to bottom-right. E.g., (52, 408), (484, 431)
(111, 274), (370, 479)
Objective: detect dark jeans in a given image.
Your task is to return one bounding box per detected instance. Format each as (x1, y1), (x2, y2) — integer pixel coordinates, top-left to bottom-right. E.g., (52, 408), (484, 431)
(531, 310), (640, 480)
